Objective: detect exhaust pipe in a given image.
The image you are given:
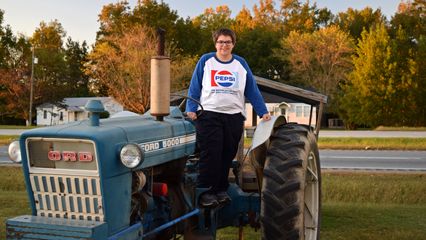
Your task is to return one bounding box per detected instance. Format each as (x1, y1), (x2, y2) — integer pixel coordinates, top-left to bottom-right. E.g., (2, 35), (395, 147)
(150, 28), (170, 121)
(85, 100), (105, 127)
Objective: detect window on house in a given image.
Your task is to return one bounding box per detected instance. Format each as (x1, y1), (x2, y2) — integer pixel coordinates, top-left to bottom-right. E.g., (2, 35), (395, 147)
(303, 106), (311, 117)
(59, 112), (63, 121)
(74, 112), (78, 121)
(296, 106), (302, 117)
(43, 110), (47, 119)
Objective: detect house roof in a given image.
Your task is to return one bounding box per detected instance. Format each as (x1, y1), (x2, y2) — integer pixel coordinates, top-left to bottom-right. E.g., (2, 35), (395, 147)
(36, 97), (119, 111)
(63, 97), (113, 108)
(37, 103), (55, 109)
(254, 76), (327, 106)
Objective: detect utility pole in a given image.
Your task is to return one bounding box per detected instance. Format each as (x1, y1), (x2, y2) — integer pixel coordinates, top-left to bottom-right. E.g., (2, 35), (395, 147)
(28, 46), (37, 126)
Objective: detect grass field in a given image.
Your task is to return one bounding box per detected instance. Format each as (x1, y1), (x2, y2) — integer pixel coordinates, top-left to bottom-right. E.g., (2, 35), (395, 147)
(318, 137), (426, 150)
(0, 125), (36, 129)
(0, 135), (19, 145)
(243, 137), (426, 150)
(1, 166), (425, 239)
(374, 126), (426, 131)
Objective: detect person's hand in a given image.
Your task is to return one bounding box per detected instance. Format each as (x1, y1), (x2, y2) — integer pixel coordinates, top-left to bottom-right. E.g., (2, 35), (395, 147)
(262, 113), (271, 121)
(187, 112), (197, 120)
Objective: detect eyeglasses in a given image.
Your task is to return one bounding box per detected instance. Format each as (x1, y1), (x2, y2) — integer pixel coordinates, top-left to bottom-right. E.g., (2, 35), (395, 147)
(216, 40), (233, 45)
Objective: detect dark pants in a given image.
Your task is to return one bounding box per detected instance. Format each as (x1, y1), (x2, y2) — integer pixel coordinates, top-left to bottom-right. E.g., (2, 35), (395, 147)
(195, 111), (244, 193)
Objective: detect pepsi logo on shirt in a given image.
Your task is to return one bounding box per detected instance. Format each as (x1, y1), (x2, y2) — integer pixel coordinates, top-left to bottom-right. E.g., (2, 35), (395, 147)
(211, 70), (238, 88)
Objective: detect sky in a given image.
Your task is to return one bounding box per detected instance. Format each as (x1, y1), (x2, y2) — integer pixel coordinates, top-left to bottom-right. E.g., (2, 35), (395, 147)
(1, 0), (402, 46)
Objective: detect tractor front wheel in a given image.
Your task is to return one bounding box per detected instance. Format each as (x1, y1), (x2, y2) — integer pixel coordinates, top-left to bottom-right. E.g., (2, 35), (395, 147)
(260, 123), (321, 240)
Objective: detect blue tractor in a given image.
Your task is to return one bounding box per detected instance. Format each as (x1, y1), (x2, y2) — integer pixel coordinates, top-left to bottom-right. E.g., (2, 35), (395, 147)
(6, 35), (327, 240)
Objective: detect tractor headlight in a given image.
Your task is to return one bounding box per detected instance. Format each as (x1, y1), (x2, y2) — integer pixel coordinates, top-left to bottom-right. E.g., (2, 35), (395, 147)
(120, 143), (144, 168)
(8, 141), (22, 163)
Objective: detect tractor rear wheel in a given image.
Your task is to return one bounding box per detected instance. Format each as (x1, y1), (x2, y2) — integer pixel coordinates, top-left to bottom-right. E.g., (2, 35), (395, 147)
(260, 123), (321, 240)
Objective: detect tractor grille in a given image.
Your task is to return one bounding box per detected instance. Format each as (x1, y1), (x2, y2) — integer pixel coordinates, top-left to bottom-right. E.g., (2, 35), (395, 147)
(25, 138), (104, 222)
(30, 173), (104, 221)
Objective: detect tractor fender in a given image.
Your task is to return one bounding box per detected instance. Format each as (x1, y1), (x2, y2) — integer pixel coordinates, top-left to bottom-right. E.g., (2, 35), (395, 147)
(249, 115), (286, 168)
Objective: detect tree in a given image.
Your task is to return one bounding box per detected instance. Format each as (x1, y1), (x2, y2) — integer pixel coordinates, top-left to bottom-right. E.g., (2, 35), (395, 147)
(132, 0), (180, 36)
(192, 5), (234, 55)
(415, 35), (426, 125)
(65, 38), (91, 97)
(282, 26), (354, 112)
(87, 25), (161, 113)
(279, 0), (333, 34)
(0, 9), (18, 69)
(232, 6), (254, 34)
(392, 0), (426, 39)
(0, 67), (31, 121)
(234, 27), (284, 80)
(88, 22), (197, 113)
(340, 23), (418, 127)
(0, 37), (32, 122)
(253, 0), (279, 29)
(0, 9), (32, 123)
(96, 0), (198, 57)
(96, 1), (132, 41)
(334, 7), (386, 41)
(1, 17), (90, 124)
(0, 13), (120, 124)
(91, 1), (198, 108)
(29, 20), (69, 106)
(390, 0), (426, 125)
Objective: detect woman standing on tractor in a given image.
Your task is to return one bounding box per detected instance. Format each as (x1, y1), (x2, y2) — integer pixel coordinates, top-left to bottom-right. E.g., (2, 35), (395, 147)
(186, 28), (271, 207)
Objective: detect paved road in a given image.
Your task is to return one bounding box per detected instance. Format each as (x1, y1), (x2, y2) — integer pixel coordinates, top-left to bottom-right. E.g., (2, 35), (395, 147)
(0, 145), (12, 164)
(0, 129), (27, 135)
(320, 150), (426, 171)
(320, 130), (426, 138)
(2, 146), (426, 171)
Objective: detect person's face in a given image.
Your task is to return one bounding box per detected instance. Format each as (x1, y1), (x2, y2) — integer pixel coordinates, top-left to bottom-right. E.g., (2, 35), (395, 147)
(215, 35), (234, 59)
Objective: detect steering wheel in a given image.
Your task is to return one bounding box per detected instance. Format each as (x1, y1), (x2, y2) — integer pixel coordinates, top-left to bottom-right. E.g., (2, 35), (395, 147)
(176, 95), (204, 119)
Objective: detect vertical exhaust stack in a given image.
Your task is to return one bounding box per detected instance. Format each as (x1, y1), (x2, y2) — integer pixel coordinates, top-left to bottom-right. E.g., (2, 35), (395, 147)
(150, 28), (170, 121)
(85, 100), (105, 127)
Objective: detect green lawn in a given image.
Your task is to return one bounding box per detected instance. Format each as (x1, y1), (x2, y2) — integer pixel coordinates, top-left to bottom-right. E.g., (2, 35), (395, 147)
(320, 202), (426, 240)
(318, 137), (426, 150)
(244, 137), (426, 150)
(217, 203), (426, 240)
(0, 135), (18, 145)
(0, 125), (36, 129)
(374, 126), (426, 131)
(0, 166), (30, 238)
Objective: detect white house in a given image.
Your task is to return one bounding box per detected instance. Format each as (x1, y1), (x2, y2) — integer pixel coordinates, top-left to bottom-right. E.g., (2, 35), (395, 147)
(245, 102), (317, 127)
(36, 97), (124, 126)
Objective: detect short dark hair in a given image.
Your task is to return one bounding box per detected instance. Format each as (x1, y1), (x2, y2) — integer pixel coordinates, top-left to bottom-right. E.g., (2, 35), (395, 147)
(212, 28), (236, 44)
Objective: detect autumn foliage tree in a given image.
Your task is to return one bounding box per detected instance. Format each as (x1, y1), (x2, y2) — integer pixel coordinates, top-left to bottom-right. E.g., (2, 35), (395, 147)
(0, 13), (90, 124)
(0, 68), (31, 121)
(391, 0), (426, 125)
(86, 25), (157, 113)
(282, 25), (354, 111)
(0, 10), (32, 123)
(88, 1), (198, 113)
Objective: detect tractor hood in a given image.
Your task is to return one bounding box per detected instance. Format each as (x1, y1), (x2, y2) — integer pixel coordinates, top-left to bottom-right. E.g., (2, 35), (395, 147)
(19, 107), (196, 170)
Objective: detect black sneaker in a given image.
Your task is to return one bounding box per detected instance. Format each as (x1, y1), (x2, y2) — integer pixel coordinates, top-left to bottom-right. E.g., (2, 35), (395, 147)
(216, 191), (231, 203)
(199, 193), (219, 207)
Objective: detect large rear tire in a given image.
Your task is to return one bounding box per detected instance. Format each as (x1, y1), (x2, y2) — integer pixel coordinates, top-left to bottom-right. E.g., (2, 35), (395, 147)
(260, 123), (321, 240)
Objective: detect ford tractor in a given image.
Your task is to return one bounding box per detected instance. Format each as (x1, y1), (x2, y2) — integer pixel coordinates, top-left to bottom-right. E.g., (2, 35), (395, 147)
(6, 32), (327, 239)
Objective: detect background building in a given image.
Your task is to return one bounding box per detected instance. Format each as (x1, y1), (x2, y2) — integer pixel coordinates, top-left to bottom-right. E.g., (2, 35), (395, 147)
(36, 97), (123, 126)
